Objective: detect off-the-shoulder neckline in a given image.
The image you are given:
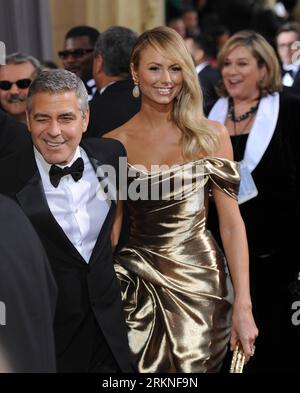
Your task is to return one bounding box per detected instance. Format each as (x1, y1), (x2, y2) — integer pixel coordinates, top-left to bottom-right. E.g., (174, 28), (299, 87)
(127, 157), (234, 174)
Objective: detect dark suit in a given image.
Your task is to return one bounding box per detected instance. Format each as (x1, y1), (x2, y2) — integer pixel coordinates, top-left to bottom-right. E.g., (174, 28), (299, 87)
(85, 79), (141, 138)
(0, 194), (57, 372)
(281, 67), (300, 96)
(208, 92), (300, 373)
(0, 109), (31, 159)
(0, 138), (132, 373)
(198, 65), (220, 110)
(237, 92), (299, 373)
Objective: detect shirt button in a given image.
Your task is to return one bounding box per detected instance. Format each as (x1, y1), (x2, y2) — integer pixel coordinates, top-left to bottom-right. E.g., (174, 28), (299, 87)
(75, 208), (78, 214)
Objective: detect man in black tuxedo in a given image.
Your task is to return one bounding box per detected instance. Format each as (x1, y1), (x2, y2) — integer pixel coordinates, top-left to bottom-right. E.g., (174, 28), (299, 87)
(184, 34), (220, 110)
(85, 26), (141, 138)
(0, 194), (57, 373)
(276, 22), (300, 95)
(0, 69), (131, 373)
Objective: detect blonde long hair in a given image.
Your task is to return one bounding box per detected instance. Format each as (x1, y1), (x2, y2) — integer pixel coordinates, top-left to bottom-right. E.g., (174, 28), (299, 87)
(130, 26), (219, 158)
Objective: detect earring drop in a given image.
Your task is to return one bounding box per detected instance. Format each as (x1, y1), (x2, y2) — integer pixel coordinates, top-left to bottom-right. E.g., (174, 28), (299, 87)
(132, 84), (140, 98)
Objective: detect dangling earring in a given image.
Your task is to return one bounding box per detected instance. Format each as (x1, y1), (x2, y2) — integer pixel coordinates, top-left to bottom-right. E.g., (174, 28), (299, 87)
(132, 83), (140, 98)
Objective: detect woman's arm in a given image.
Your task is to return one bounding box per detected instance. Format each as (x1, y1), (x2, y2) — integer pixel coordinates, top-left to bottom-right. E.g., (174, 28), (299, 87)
(211, 121), (258, 361)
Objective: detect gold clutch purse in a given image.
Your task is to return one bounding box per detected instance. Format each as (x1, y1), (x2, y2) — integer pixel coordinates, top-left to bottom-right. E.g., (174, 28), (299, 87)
(230, 342), (245, 373)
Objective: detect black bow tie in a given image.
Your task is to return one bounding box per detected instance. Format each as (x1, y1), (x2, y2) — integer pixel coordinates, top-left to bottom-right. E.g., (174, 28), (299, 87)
(49, 157), (84, 188)
(283, 69), (294, 78)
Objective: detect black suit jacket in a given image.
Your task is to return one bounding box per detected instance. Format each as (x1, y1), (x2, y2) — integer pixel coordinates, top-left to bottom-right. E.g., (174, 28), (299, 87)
(0, 109), (31, 159)
(208, 92), (299, 275)
(0, 138), (132, 373)
(86, 79), (141, 138)
(281, 67), (300, 96)
(198, 64), (221, 109)
(0, 194), (57, 372)
(238, 93), (299, 262)
(207, 92), (300, 372)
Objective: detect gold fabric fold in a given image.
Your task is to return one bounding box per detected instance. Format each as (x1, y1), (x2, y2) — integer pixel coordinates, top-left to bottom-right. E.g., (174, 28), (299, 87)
(115, 158), (240, 372)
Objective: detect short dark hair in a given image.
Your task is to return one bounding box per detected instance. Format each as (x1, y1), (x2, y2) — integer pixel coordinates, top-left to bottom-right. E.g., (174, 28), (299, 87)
(181, 6), (198, 16)
(186, 34), (212, 55)
(94, 26), (138, 77)
(5, 52), (41, 77)
(65, 25), (100, 47)
(27, 69), (88, 114)
(276, 22), (300, 40)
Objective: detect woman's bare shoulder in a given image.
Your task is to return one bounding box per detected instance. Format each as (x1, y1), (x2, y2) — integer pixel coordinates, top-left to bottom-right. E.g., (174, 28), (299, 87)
(205, 119), (233, 159)
(103, 126), (126, 142)
(206, 118), (228, 135)
(103, 117), (138, 145)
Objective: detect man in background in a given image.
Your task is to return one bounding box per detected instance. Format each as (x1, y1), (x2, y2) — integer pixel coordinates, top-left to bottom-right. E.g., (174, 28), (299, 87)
(0, 194), (57, 373)
(276, 22), (300, 94)
(59, 25), (100, 100)
(0, 52), (40, 124)
(86, 26), (140, 137)
(184, 34), (220, 108)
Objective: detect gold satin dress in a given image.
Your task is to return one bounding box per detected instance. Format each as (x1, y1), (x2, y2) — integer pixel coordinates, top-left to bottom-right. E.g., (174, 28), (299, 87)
(115, 157), (240, 373)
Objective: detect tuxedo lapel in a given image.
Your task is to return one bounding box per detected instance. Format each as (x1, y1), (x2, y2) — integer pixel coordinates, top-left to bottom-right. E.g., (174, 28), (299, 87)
(81, 141), (117, 266)
(292, 68), (300, 85)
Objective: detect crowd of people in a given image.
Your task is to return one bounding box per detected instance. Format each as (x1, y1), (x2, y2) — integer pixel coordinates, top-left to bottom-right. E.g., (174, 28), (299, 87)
(0, 1), (299, 375)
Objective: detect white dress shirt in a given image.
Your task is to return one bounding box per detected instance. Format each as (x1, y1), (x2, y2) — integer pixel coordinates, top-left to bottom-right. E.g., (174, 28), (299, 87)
(196, 62), (209, 75)
(282, 62), (300, 87)
(86, 78), (97, 101)
(34, 146), (110, 262)
(99, 81), (116, 95)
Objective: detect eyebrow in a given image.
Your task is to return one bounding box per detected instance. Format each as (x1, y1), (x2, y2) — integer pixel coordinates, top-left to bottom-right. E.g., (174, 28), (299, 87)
(225, 57), (249, 61)
(147, 62), (180, 66)
(33, 113), (50, 119)
(33, 112), (76, 119)
(58, 112), (76, 117)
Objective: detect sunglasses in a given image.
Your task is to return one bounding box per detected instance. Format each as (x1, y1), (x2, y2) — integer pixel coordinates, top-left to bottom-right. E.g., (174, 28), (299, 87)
(58, 48), (94, 60)
(0, 78), (32, 91)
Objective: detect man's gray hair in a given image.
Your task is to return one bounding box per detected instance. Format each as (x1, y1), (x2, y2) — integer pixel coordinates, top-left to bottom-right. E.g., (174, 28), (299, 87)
(94, 26), (139, 77)
(27, 69), (89, 114)
(5, 52), (41, 76)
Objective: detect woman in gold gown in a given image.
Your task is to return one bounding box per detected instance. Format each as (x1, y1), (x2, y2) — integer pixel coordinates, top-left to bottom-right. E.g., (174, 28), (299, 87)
(105, 27), (258, 373)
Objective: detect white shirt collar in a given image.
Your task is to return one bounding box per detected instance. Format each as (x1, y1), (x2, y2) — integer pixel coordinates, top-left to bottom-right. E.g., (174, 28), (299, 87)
(196, 62), (209, 74)
(86, 78), (96, 87)
(34, 146), (82, 187)
(99, 81), (117, 95)
(282, 62), (300, 73)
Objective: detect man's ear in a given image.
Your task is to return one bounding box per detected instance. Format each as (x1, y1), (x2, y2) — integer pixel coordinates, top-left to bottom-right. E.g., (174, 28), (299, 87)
(194, 48), (205, 64)
(25, 111), (31, 133)
(82, 108), (90, 133)
(92, 55), (103, 79)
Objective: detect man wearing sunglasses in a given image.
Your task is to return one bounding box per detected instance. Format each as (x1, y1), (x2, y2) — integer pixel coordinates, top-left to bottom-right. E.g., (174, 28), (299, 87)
(59, 25), (100, 101)
(0, 52), (41, 124)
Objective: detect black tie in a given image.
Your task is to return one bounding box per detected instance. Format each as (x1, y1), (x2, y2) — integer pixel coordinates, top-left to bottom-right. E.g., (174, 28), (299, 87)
(49, 157), (84, 188)
(283, 69), (294, 78)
